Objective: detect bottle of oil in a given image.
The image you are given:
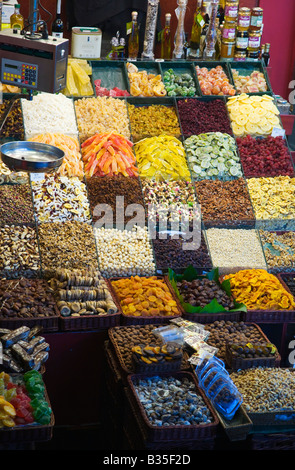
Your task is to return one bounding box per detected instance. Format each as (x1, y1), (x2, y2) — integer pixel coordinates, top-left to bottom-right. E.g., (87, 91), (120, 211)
(128, 11), (139, 60)
(10, 3), (24, 30)
(189, 0), (203, 58)
(161, 13), (172, 59)
(218, 0), (225, 23)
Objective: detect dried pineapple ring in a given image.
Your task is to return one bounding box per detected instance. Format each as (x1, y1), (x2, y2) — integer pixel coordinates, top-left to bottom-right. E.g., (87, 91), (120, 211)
(239, 104), (253, 115)
(235, 115), (248, 126)
(248, 113), (260, 124)
(232, 124), (245, 136)
(256, 107), (267, 117)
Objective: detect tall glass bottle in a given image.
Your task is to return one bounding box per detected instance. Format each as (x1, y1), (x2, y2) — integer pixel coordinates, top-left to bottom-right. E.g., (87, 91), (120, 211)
(199, 1), (211, 56)
(142, 0), (159, 59)
(262, 43), (270, 66)
(161, 13), (172, 59)
(128, 11), (139, 61)
(218, 0), (225, 23)
(189, 0), (203, 59)
(52, 0), (64, 38)
(203, 0), (219, 59)
(173, 0), (188, 59)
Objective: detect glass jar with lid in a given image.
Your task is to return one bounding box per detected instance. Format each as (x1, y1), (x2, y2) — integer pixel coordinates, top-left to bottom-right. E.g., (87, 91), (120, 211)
(237, 7), (250, 31)
(235, 29), (248, 51)
(224, 0), (239, 22)
(234, 49), (247, 61)
(247, 50), (259, 60)
(221, 19), (236, 41)
(248, 30), (261, 51)
(250, 7), (263, 32)
(220, 38), (235, 59)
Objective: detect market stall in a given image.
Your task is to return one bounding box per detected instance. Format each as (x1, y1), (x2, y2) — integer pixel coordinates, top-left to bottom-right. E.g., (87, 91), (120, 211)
(0, 0), (295, 453)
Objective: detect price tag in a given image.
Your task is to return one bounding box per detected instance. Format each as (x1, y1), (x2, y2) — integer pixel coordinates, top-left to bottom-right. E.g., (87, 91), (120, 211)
(271, 127), (286, 138)
(197, 13), (205, 27)
(30, 172), (45, 183)
(126, 21), (132, 35)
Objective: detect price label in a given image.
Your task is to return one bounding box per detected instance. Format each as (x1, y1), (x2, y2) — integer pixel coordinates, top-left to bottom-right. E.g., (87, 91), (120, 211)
(197, 13), (205, 27)
(271, 127), (286, 138)
(126, 21), (132, 35)
(30, 172), (45, 183)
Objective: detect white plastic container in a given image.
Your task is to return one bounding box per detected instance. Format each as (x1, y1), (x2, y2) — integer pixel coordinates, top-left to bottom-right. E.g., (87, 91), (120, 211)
(71, 27), (102, 59)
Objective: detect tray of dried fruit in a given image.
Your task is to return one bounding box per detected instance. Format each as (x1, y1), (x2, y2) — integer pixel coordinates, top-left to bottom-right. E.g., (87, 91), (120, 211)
(194, 61), (236, 97)
(228, 60), (273, 96)
(90, 60), (130, 98)
(110, 275), (182, 326)
(167, 266), (246, 324)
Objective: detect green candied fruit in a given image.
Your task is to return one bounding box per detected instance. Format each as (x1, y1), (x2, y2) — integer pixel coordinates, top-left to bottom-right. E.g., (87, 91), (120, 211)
(33, 401), (52, 424)
(184, 131), (242, 181)
(187, 87), (196, 96)
(166, 85), (176, 92)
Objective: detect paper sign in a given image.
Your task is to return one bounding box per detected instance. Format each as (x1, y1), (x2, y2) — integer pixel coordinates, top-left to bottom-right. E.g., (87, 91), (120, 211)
(30, 172), (45, 183)
(271, 127), (286, 138)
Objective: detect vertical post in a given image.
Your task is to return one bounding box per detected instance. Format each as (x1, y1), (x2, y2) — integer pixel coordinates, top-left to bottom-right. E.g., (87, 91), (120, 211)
(29, 0), (39, 32)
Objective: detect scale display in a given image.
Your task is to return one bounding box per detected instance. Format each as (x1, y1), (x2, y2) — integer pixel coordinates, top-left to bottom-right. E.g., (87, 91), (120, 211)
(1, 58), (38, 88)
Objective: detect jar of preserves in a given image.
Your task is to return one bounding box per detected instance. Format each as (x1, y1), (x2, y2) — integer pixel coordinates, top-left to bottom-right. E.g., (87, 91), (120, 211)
(221, 19), (236, 40)
(237, 7), (250, 30)
(234, 49), (246, 61)
(220, 38), (235, 59)
(224, 0), (239, 22)
(248, 30), (261, 51)
(235, 29), (248, 50)
(249, 7), (263, 32)
(247, 50), (259, 60)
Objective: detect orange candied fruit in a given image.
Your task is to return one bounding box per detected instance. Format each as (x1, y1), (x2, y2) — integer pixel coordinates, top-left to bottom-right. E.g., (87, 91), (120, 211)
(111, 276), (180, 317)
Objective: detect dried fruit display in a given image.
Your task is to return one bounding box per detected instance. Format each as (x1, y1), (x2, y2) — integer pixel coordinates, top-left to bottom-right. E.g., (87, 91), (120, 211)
(196, 65), (236, 96)
(231, 69), (268, 94)
(237, 135), (294, 177)
(227, 93), (281, 137)
(111, 276), (179, 317)
(127, 62), (166, 97)
(223, 269), (295, 310)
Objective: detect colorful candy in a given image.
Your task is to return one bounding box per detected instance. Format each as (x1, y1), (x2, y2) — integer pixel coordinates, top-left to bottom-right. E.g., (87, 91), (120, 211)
(81, 131), (138, 177)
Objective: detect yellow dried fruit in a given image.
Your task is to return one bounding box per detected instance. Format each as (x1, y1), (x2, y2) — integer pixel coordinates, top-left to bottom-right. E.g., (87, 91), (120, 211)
(223, 269), (295, 310)
(112, 276), (179, 317)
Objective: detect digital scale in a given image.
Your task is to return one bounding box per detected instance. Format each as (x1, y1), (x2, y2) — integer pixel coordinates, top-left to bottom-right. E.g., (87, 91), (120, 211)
(0, 28), (69, 93)
(0, 1), (68, 173)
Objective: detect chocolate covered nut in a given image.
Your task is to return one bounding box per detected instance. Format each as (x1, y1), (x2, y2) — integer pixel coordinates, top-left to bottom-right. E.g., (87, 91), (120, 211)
(1, 326), (30, 349)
